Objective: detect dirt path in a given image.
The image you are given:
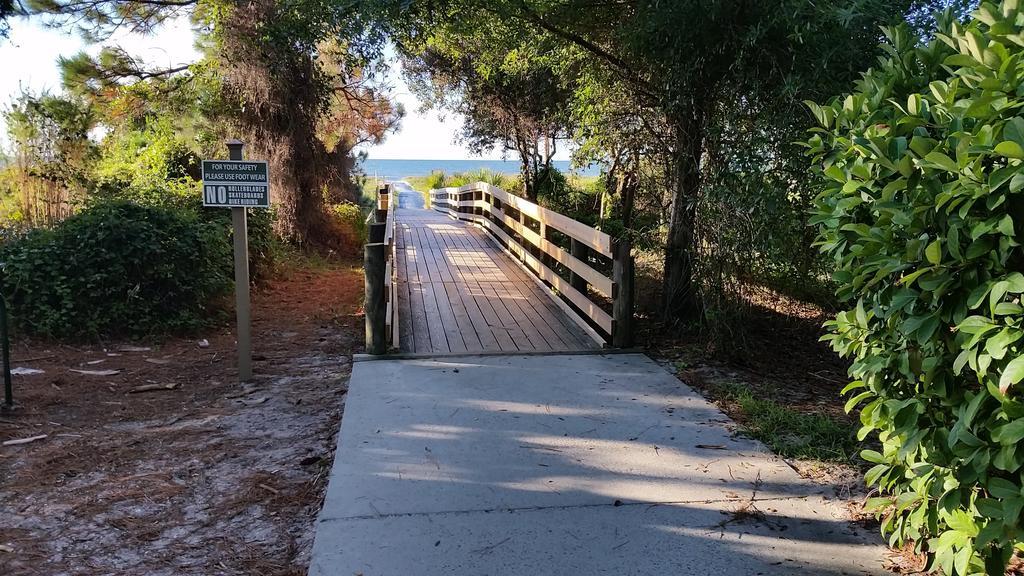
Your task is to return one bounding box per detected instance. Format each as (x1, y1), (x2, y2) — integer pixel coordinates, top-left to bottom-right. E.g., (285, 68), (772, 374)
(0, 258), (362, 575)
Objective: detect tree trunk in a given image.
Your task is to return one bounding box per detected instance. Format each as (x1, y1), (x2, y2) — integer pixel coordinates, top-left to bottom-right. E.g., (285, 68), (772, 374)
(620, 160), (637, 230)
(220, 3), (349, 248)
(519, 155), (535, 200)
(662, 110), (705, 323)
(513, 130), (536, 200)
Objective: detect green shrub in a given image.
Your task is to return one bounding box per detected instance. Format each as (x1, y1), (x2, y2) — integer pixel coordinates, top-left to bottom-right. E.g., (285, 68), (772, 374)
(0, 201), (232, 338)
(0, 168), (25, 230)
(200, 204), (278, 281)
(804, 4), (1024, 573)
(538, 170), (600, 224)
(423, 170), (447, 190)
(534, 164), (569, 205)
(92, 118), (201, 208)
(329, 201), (367, 250)
(445, 168), (520, 190)
(90, 180), (276, 282)
(358, 176), (380, 208)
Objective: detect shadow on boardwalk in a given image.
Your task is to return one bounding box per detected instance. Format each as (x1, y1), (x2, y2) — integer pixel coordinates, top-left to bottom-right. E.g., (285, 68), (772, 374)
(390, 180), (599, 355)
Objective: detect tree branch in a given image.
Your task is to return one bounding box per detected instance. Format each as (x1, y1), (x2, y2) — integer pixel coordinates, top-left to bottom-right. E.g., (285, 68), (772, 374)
(39, 0), (196, 10)
(500, 0), (657, 99)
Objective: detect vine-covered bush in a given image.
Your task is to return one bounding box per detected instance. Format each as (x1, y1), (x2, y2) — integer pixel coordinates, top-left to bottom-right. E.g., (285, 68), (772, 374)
(0, 201), (232, 338)
(88, 121), (278, 279)
(805, 4), (1024, 574)
(200, 204), (278, 281)
(330, 201), (368, 251)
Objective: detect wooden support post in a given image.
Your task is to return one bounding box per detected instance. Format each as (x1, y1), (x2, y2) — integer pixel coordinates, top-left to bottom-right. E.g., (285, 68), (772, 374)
(570, 238), (589, 294)
(539, 222), (549, 268)
(227, 140), (252, 381)
(612, 239), (634, 348)
(376, 183), (389, 222)
(518, 210), (527, 260)
(368, 222), (386, 244)
(365, 242), (387, 354)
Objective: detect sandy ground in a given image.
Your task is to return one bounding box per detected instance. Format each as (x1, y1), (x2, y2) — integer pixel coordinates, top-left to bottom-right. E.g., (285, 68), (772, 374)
(0, 259), (363, 575)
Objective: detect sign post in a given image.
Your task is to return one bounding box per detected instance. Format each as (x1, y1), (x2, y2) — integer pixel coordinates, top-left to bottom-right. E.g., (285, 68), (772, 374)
(202, 141), (270, 382)
(1, 289), (11, 409)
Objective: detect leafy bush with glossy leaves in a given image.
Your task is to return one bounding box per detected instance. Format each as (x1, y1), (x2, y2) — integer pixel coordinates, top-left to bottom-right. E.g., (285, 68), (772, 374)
(804, 3), (1024, 574)
(0, 201), (232, 338)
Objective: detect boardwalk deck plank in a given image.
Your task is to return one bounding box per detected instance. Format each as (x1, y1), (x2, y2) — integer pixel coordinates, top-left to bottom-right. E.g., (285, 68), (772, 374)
(434, 228), (496, 353)
(461, 226), (596, 349)
(395, 226), (416, 353)
(395, 203), (599, 355)
(477, 281), (540, 351)
(408, 282), (432, 354)
(466, 280), (519, 352)
(415, 225), (468, 354)
(488, 280), (571, 351)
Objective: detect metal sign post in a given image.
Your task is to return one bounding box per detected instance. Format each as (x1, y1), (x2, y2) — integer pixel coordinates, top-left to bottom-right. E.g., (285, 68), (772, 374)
(0, 261), (11, 409)
(202, 140), (270, 382)
(1, 291), (11, 409)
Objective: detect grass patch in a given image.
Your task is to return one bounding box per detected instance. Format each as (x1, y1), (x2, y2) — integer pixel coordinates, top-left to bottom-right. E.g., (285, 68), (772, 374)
(566, 174), (599, 190)
(407, 169), (520, 192)
(711, 381), (858, 463)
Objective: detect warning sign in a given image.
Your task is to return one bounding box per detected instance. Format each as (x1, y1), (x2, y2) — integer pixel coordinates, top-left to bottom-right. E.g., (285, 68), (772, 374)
(201, 160), (270, 208)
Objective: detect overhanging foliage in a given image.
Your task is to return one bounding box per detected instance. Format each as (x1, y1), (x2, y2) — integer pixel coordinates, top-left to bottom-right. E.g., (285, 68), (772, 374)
(806, 2), (1024, 572)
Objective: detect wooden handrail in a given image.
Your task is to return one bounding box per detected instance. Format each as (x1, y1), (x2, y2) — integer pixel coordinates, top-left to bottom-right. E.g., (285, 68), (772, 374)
(388, 194), (398, 349)
(429, 182), (634, 347)
(365, 183), (399, 354)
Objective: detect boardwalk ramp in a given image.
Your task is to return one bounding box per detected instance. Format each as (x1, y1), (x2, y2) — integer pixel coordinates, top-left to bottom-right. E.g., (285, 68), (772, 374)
(394, 207), (599, 354)
(308, 181), (886, 575)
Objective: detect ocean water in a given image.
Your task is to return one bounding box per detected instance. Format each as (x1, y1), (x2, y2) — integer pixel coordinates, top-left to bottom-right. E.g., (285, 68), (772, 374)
(358, 158), (600, 180)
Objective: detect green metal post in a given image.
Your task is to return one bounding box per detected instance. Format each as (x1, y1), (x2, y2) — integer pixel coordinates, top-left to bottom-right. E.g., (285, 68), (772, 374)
(1, 292), (11, 408)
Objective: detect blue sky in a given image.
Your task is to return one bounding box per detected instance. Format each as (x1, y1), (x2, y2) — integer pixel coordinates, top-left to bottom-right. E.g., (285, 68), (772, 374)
(0, 16), (570, 161)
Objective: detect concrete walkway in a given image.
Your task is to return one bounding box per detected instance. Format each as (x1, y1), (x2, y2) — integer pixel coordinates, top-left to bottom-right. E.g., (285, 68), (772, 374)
(309, 353), (884, 575)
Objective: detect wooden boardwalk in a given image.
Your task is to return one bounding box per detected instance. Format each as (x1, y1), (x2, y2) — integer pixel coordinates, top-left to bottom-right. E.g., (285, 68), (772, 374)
(395, 208), (600, 354)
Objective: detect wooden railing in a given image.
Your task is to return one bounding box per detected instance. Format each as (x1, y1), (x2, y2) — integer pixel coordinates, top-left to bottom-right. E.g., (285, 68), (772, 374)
(364, 183), (398, 354)
(430, 182), (634, 347)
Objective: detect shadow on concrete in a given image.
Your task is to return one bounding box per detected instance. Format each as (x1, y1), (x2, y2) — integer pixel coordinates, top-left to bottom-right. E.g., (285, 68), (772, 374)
(310, 353), (882, 576)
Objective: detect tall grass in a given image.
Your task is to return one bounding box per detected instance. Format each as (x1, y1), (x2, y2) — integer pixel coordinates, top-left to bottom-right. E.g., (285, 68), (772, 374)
(407, 169), (520, 192)
(404, 169), (522, 208)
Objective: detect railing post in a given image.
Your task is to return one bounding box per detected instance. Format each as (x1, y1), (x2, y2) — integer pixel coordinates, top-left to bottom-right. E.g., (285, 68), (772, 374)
(612, 238), (634, 348)
(570, 239), (589, 293)
(365, 241), (387, 355)
(368, 222), (385, 244)
(518, 208), (528, 261)
(376, 183), (390, 222)
(539, 222), (549, 269)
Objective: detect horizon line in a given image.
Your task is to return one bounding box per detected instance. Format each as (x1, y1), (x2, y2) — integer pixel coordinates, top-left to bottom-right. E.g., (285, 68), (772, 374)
(360, 157), (529, 162)
(358, 157), (592, 164)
